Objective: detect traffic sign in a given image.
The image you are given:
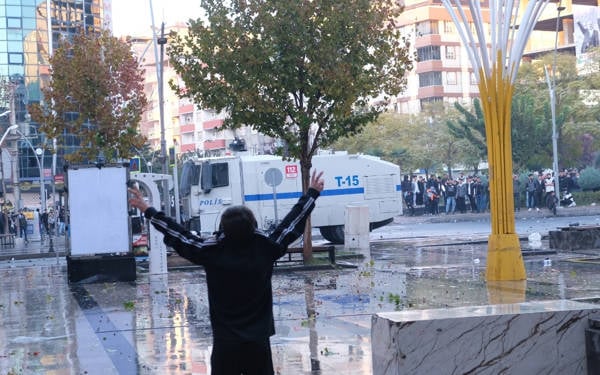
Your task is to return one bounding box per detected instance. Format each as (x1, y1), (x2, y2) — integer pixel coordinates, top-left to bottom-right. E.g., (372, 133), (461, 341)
(130, 157), (141, 172)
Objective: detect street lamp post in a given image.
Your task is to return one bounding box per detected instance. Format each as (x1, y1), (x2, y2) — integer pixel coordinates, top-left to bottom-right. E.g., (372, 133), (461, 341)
(149, 1), (170, 213)
(0, 123), (17, 146)
(543, 3), (564, 202)
(51, 138), (57, 209)
(173, 140), (180, 224)
(157, 24), (170, 214)
(36, 147), (46, 212)
(36, 145), (54, 253)
(552, 4), (565, 199)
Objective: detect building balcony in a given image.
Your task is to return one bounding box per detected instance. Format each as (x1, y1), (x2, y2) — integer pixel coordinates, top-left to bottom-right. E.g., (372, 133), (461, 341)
(418, 86), (445, 98)
(204, 139), (226, 150)
(178, 104), (194, 114)
(180, 143), (196, 153)
(203, 119), (224, 130)
(415, 34), (442, 48)
(416, 60), (444, 73)
(180, 124), (195, 133)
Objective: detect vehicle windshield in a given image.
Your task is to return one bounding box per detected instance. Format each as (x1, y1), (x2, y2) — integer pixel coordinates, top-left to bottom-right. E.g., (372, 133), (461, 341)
(179, 160), (200, 197)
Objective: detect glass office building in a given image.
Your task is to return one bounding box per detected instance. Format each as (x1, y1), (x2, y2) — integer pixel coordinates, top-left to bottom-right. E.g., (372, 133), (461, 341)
(0, 0), (107, 205)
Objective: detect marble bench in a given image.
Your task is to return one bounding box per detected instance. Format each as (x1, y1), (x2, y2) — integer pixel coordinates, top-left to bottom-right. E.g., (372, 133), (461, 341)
(372, 300), (599, 375)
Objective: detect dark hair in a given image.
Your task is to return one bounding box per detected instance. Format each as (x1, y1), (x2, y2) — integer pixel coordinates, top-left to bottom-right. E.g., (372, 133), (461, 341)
(219, 205), (257, 243)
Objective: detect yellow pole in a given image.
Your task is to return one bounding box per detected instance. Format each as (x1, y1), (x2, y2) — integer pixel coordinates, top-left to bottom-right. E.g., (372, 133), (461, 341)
(441, 0), (549, 282)
(479, 55), (526, 281)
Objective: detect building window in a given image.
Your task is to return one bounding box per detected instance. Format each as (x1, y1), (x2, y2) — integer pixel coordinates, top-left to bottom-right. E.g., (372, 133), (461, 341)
(400, 25), (412, 38)
(420, 97), (443, 110)
(445, 46), (456, 60)
(469, 22), (476, 34)
(8, 53), (23, 65)
(419, 71), (442, 87)
(22, 17), (36, 30)
(6, 17), (21, 29)
(6, 6), (22, 17)
(444, 21), (455, 34)
(470, 72), (478, 85)
(417, 46), (441, 62)
(181, 133), (194, 145)
(447, 71), (458, 85)
(205, 109), (218, 120)
(416, 21), (439, 36)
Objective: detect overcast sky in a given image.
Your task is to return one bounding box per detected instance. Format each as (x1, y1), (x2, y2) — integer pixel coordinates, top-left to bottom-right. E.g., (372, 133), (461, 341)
(111, 0), (204, 36)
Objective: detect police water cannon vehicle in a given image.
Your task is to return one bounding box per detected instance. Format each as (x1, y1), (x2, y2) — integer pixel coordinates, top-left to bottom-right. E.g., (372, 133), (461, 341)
(179, 152), (402, 244)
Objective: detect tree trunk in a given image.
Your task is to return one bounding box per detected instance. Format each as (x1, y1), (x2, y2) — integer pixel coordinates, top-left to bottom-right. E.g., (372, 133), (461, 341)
(300, 157), (313, 262)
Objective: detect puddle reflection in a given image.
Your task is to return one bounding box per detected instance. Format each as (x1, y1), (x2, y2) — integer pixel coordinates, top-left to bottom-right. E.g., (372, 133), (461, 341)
(1, 239), (600, 374)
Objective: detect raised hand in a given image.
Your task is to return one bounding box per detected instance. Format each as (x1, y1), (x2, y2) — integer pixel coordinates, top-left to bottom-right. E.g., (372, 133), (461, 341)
(309, 170), (325, 192)
(128, 187), (150, 213)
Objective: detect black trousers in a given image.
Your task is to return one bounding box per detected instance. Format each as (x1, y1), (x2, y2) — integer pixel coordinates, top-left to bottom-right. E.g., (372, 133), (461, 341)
(211, 338), (274, 375)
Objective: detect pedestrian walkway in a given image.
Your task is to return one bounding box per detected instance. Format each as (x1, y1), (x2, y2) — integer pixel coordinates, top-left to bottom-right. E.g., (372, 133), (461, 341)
(0, 234), (66, 261)
(4, 237), (600, 374)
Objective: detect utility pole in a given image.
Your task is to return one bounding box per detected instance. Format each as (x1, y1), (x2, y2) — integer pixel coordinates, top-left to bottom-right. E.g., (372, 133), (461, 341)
(150, 0), (170, 213)
(157, 23), (169, 214)
(172, 140), (180, 223)
(52, 138), (56, 209)
(551, 3), (565, 199)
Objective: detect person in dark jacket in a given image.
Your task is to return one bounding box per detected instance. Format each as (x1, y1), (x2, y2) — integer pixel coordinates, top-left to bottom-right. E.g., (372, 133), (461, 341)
(17, 210), (28, 244)
(128, 170), (325, 375)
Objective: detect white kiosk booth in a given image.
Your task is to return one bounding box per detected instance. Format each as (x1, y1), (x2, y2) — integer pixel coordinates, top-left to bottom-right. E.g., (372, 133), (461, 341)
(66, 164), (136, 283)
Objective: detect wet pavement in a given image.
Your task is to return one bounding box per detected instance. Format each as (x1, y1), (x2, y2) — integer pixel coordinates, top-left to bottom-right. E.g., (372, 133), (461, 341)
(1, 206), (600, 374)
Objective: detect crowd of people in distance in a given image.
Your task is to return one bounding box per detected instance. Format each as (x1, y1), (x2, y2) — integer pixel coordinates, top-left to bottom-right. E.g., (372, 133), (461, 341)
(401, 173), (489, 216)
(401, 168), (581, 216)
(516, 169), (579, 215)
(0, 205), (67, 244)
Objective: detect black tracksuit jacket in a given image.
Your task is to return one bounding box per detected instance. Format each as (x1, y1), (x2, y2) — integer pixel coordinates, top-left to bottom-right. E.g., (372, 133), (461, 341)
(143, 188), (320, 342)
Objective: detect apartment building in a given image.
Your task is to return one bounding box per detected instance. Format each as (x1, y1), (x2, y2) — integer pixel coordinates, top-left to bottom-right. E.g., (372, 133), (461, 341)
(131, 24), (275, 162)
(393, 0), (600, 114)
(394, 0), (491, 113)
(176, 102), (275, 158)
(0, 0), (108, 208)
(133, 1), (600, 160)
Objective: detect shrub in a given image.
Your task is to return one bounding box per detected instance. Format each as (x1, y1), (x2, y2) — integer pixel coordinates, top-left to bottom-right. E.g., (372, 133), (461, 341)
(577, 167), (600, 191)
(572, 190), (600, 205)
(517, 172), (529, 193)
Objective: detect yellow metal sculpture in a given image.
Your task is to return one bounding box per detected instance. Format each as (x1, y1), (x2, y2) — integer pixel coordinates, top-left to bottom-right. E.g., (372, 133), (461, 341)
(442, 0), (550, 281)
